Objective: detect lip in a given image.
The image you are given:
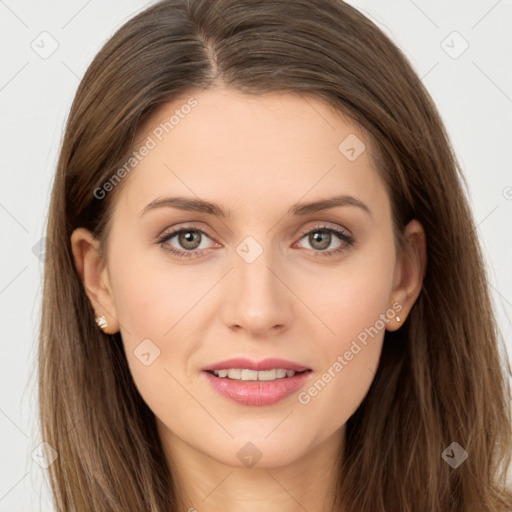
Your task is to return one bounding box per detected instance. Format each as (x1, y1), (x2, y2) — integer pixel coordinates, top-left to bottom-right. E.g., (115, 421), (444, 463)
(203, 369), (312, 406)
(202, 357), (311, 372)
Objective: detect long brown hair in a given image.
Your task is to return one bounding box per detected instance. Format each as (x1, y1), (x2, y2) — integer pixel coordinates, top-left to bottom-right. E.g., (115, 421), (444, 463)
(39, 0), (512, 510)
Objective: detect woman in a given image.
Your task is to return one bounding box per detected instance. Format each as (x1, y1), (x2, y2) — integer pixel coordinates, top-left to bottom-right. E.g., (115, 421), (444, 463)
(39, 0), (512, 510)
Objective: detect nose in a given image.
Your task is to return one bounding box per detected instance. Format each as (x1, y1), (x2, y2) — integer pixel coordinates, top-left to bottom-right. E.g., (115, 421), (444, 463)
(220, 243), (294, 338)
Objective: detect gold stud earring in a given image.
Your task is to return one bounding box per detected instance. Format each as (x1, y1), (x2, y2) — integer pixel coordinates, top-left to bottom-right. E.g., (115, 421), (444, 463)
(95, 315), (108, 330)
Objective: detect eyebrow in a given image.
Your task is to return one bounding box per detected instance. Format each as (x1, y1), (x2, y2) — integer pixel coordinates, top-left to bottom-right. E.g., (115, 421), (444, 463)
(140, 194), (372, 218)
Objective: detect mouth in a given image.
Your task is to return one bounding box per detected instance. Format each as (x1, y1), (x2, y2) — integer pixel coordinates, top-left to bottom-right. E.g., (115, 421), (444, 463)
(205, 368), (311, 381)
(202, 357), (313, 406)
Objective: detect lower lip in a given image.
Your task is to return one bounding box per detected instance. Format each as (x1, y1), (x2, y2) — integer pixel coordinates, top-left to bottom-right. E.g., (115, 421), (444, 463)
(203, 370), (311, 406)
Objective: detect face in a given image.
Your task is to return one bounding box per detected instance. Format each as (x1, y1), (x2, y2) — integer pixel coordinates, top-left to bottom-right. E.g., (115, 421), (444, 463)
(74, 87), (424, 470)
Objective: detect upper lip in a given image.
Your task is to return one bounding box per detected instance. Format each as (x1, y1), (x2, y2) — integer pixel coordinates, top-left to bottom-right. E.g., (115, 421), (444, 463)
(203, 357), (311, 372)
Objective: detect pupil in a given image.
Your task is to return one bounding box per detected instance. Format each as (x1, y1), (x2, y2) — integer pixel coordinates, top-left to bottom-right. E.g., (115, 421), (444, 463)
(311, 231), (330, 249)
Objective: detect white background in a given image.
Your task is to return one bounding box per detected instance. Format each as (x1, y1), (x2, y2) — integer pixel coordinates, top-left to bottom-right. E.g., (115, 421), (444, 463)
(1, 1), (511, 510)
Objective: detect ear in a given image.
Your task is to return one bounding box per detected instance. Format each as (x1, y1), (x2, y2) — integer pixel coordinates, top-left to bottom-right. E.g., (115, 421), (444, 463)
(386, 219), (427, 331)
(70, 228), (120, 334)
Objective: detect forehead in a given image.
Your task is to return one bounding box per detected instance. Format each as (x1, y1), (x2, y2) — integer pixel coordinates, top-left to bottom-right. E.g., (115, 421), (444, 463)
(112, 87), (389, 221)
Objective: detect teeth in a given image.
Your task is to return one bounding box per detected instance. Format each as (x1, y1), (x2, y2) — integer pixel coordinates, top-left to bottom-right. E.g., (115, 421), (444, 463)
(212, 368), (298, 380)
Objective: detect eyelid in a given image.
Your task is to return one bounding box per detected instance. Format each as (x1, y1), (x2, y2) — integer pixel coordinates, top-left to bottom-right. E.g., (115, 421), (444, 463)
(156, 221), (215, 240)
(156, 221), (351, 242)
(295, 221), (352, 238)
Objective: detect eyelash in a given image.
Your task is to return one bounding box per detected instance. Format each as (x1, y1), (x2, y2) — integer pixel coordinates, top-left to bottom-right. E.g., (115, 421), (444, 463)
(156, 224), (355, 260)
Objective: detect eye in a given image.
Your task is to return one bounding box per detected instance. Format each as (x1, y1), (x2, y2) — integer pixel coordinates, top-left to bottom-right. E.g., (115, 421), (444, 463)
(295, 224), (355, 258)
(157, 227), (216, 259)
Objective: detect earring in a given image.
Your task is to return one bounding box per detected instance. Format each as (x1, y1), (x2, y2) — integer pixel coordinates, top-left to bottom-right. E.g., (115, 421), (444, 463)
(95, 315), (108, 330)
(396, 316), (401, 323)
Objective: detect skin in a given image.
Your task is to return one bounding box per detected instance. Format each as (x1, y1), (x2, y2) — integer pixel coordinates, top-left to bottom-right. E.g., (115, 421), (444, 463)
(71, 87), (426, 512)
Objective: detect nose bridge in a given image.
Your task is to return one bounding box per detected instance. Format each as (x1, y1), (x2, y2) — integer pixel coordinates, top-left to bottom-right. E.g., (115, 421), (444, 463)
(224, 232), (291, 332)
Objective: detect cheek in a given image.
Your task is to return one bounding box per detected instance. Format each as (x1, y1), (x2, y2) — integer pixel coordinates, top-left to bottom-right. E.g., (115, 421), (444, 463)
(108, 258), (190, 418)
(296, 238), (395, 427)
(108, 240), (189, 336)
(308, 235), (396, 346)
(106, 242), (209, 403)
